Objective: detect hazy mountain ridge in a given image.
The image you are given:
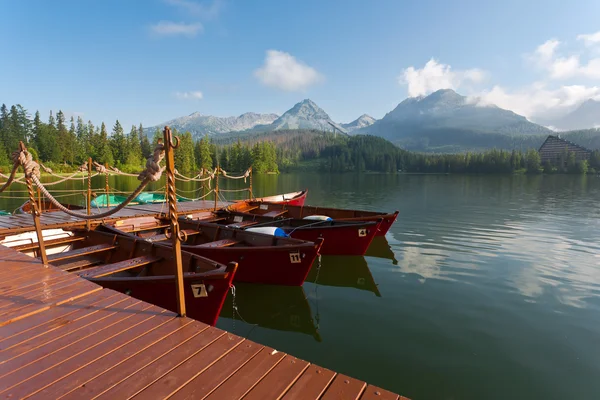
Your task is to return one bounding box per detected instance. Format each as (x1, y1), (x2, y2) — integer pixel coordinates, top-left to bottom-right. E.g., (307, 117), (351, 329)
(342, 114), (376, 132)
(148, 111), (279, 138)
(252, 99), (347, 133)
(537, 99), (600, 131)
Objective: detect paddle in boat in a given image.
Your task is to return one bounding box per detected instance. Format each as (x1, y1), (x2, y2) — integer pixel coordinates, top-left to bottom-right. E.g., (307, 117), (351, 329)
(227, 200), (399, 236)
(186, 210), (380, 256)
(5, 228), (236, 326)
(250, 189), (308, 207)
(100, 216), (323, 286)
(91, 194), (145, 208)
(135, 192), (190, 204)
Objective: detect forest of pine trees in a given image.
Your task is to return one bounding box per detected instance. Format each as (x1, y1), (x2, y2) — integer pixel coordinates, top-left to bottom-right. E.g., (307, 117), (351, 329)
(1, 103), (597, 176)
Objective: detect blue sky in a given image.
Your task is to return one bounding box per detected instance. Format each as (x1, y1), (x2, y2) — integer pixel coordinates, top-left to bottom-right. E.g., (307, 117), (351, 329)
(2, 0), (600, 129)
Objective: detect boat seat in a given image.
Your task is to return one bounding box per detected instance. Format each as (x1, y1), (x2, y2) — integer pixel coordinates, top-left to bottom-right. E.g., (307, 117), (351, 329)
(199, 217), (227, 223)
(77, 255), (162, 278)
(47, 243), (117, 263)
(13, 236), (85, 252)
(226, 220), (259, 228)
(197, 239), (240, 248)
(54, 256), (103, 272)
(263, 210), (288, 218)
(143, 229), (198, 242)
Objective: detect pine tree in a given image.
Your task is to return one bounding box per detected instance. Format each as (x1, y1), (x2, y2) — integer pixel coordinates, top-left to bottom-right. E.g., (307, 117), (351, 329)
(97, 122), (114, 165)
(139, 123), (151, 158)
(110, 120), (126, 165)
(126, 125), (143, 166)
(195, 136), (213, 170)
(56, 110), (68, 163)
(76, 116), (89, 164)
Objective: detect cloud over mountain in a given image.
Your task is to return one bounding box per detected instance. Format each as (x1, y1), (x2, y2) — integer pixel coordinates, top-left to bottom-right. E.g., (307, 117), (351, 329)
(255, 50), (323, 92)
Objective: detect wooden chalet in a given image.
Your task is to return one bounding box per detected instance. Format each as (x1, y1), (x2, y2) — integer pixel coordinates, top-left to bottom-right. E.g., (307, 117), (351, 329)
(538, 135), (592, 165)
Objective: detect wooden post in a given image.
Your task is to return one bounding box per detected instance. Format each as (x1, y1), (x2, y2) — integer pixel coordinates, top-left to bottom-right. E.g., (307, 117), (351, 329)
(105, 162), (110, 208)
(163, 126), (186, 317)
(37, 186), (43, 213)
(214, 166), (219, 211)
(86, 157), (92, 230)
(20, 142), (48, 264)
(248, 166), (253, 200)
(201, 168), (206, 201)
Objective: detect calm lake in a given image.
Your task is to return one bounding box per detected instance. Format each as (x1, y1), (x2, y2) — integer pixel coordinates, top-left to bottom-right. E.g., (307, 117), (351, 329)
(2, 173), (600, 399)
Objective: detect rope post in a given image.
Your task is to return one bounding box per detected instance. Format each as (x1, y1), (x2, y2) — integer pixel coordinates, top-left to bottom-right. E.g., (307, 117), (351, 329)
(19, 142), (48, 265)
(104, 162), (110, 208)
(214, 166), (219, 211)
(163, 126), (186, 318)
(86, 157), (92, 230)
(248, 166), (253, 200)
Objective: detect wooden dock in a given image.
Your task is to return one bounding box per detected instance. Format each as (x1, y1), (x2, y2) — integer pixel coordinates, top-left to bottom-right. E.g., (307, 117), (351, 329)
(0, 217), (407, 399)
(0, 200), (231, 235)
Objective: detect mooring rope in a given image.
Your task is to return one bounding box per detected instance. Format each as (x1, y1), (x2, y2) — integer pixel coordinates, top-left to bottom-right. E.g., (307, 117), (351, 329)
(27, 144), (165, 220)
(219, 168), (251, 181)
(176, 189), (215, 202)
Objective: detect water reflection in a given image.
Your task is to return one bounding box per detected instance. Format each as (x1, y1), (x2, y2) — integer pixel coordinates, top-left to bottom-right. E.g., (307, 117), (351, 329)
(305, 255), (381, 297)
(219, 283), (321, 342)
(365, 236), (398, 264)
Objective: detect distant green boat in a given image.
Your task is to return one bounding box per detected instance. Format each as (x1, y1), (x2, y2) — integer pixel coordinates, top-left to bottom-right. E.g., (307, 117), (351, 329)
(91, 194), (145, 208)
(0, 210), (10, 216)
(135, 192), (191, 204)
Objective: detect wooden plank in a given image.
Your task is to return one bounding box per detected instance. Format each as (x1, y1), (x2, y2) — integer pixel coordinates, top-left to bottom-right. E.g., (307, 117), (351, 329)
(124, 333), (244, 400)
(226, 220), (259, 228)
(281, 365), (337, 400)
(359, 385), (400, 400)
(3, 308), (174, 399)
(243, 355), (310, 400)
(0, 271), (78, 299)
(263, 210), (288, 218)
(61, 320), (213, 400)
(28, 317), (193, 400)
(204, 347), (286, 400)
(0, 296), (140, 366)
(0, 275), (87, 312)
(0, 290), (122, 351)
(320, 374), (367, 400)
(77, 255), (162, 278)
(169, 341), (264, 399)
(47, 243), (116, 262)
(55, 255), (103, 271)
(0, 302), (158, 393)
(0, 283), (102, 327)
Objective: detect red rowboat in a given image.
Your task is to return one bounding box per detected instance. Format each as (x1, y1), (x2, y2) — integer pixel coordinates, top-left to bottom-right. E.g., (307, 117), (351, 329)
(251, 189), (308, 206)
(197, 211), (381, 256)
(226, 201), (399, 236)
(101, 216), (323, 286)
(9, 228), (236, 326)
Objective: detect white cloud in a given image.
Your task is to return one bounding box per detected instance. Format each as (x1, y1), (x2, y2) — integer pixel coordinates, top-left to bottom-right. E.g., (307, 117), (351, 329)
(254, 50), (323, 92)
(527, 38), (600, 80)
(399, 58), (487, 97)
(151, 21), (203, 37)
(476, 84), (600, 119)
(164, 0), (222, 19)
(174, 91), (204, 100)
(577, 31), (600, 47)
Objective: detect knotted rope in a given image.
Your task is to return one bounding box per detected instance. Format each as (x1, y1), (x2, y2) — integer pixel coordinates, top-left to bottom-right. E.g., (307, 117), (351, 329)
(93, 161), (107, 174)
(219, 168), (251, 182)
(28, 144), (165, 220)
(108, 166), (139, 177)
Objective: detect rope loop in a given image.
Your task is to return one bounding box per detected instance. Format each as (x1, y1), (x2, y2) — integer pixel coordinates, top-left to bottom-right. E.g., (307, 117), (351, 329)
(138, 143), (165, 182)
(14, 149), (40, 179)
(93, 161), (107, 174)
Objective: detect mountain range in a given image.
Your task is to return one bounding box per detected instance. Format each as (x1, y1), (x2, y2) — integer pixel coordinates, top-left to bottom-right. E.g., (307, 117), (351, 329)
(535, 99), (600, 131)
(147, 89), (600, 152)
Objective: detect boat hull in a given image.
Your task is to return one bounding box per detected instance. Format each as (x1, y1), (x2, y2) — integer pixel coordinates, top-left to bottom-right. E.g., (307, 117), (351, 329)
(181, 243), (320, 286)
(89, 271), (233, 326)
(253, 190), (308, 207)
(285, 222), (379, 255)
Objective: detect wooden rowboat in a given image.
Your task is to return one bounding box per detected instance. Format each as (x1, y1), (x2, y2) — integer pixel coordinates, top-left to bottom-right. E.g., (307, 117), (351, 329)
(6, 228), (236, 326)
(91, 194), (145, 208)
(188, 210), (380, 256)
(100, 216), (323, 286)
(227, 201), (399, 236)
(16, 199), (84, 214)
(135, 192), (190, 204)
(251, 190), (308, 206)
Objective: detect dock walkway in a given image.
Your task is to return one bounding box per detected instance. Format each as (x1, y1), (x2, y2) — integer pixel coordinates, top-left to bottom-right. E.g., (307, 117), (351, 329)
(0, 200), (231, 235)
(0, 244), (406, 399)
